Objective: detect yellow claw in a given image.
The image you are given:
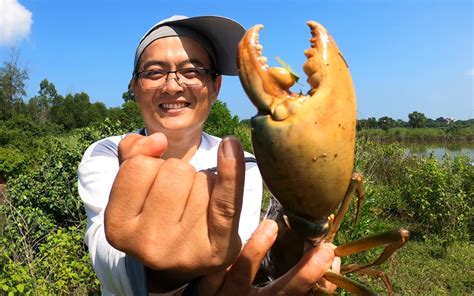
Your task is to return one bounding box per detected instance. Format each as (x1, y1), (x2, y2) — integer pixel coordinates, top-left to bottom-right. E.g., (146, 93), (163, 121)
(237, 21), (357, 237)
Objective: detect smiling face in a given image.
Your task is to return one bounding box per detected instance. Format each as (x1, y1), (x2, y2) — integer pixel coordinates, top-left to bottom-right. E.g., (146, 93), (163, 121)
(132, 36), (222, 136)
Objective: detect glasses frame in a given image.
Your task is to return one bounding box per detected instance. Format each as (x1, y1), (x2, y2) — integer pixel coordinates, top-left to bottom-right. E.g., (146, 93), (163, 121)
(134, 67), (216, 90)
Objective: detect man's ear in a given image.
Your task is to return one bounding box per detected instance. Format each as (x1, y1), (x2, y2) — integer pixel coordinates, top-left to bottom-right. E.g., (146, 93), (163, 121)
(210, 75), (222, 103)
(130, 79), (138, 94)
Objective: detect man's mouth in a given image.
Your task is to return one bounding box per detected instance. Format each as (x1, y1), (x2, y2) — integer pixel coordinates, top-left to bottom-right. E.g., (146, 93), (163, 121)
(160, 102), (191, 110)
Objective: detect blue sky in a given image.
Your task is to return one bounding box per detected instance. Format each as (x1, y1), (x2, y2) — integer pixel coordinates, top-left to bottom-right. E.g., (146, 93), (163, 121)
(1, 0), (472, 120)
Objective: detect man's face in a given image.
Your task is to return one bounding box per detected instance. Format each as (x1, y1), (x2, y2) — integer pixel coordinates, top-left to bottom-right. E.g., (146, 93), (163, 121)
(132, 36), (221, 135)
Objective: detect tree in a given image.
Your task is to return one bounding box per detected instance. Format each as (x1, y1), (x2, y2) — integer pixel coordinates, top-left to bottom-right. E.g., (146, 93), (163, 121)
(366, 117), (378, 129)
(28, 79), (59, 123)
(240, 119), (251, 127)
(432, 117), (448, 128)
(408, 111), (427, 128)
(204, 100), (240, 137)
(107, 100), (144, 131)
(0, 50), (29, 120)
(378, 116), (396, 131)
(356, 118), (378, 130)
(87, 102), (108, 125)
(49, 92), (92, 130)
(122, 82), (135, 102)
(395, 119), (406, 128)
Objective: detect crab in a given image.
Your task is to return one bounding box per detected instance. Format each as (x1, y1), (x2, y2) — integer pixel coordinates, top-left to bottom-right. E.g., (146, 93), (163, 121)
(237, 21), (409, 295)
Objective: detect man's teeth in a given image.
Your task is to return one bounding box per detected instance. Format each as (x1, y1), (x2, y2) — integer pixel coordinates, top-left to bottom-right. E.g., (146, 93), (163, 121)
(161, 103), (188, 109)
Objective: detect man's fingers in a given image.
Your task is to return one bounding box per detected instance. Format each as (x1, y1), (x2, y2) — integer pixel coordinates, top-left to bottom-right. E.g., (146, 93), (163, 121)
(198, 270), (227, 296)
(264, 243), (335, 295)
(181, 170), (215, 228)
(218, 220), (278, 294)
(118, 133), (168, 163)
(142, 159), (196, 223)
(317, 255), (340, 291)
(105, 155), (164, 247)
(208, 137), (245, 262)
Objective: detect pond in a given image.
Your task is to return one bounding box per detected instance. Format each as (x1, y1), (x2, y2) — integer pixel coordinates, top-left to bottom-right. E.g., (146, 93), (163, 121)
(402, 142), (474, 163)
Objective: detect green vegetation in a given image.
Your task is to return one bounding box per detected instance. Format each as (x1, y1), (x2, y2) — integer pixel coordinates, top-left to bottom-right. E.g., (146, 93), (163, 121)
(331, 141), (473, 294)
(357, 113), (473, 142)
(1, 51), (473, 294)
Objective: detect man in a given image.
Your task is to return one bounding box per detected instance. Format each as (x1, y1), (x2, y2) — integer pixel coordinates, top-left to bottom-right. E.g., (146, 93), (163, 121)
(78, 15), (336, 295)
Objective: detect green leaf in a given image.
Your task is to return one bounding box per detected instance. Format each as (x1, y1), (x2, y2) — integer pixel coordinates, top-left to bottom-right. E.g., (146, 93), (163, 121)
(16, 284), (24, 293)
(275, 56), (299, 83)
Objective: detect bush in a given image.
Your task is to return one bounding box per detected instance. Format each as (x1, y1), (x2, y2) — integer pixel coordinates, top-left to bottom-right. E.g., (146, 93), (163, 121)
(353, 140), (473, 245)
(204, 101), (241, 138)
(330, 140), (472, 294)
(0, 146), (27, 181)
(0, 225), (100, 294)
(0, 126), (106, 294)
(233, 125), (253, 153)
(6, 136), (87, 226)
(398, 154), (471, 242)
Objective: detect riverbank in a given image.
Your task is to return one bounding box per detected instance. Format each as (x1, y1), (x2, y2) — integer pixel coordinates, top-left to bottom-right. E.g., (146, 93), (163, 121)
(357, 126), (473, 142)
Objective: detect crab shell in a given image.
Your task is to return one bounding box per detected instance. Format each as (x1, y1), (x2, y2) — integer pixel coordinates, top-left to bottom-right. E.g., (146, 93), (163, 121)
(237, 22), (356, 233)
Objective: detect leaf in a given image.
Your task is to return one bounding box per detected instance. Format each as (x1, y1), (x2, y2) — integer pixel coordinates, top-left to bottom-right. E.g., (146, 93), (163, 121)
(275, 56), (299, 83)
(16, 284), (24, 293)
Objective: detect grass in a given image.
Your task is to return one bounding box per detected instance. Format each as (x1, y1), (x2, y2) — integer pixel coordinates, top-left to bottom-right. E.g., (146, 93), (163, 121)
(365, 241), (474, 295)
(332, 233), (474, 295)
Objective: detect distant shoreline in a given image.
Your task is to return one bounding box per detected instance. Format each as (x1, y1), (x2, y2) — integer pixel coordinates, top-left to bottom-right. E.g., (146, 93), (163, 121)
(357, 127), (473, 143)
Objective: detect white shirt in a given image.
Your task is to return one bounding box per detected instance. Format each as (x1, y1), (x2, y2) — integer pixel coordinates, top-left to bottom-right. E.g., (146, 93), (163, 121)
(78, 131), (263, 295)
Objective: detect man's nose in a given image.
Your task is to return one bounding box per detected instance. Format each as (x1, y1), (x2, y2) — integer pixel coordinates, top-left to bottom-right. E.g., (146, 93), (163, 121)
(161, 74), (184, 94)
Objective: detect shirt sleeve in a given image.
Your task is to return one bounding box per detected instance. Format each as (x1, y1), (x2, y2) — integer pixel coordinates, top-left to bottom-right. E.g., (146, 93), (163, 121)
(77, 137), (134, 296)
(238, 154), (264, 243)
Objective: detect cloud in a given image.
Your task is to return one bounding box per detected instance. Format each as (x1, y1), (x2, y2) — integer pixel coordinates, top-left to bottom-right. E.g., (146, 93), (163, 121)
(0, 0), (32, 46)
(467, 68), (474, 77)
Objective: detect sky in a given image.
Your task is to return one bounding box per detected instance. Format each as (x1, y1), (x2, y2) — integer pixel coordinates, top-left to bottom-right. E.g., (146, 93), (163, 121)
(0, 0), (473, 121)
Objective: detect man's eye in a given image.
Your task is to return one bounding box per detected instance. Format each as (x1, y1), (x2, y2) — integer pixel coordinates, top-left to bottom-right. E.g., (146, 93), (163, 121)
(180, 69), (202, 78)
(144, 70), (164, 79)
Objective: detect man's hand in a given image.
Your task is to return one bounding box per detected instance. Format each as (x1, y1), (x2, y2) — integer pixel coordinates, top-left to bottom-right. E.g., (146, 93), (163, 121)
(199, 219), (340, 295)
(104, 133), (246, 291)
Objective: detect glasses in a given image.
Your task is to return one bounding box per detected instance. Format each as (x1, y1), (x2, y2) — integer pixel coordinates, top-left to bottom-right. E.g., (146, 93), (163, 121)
(135, 67), (215, 89)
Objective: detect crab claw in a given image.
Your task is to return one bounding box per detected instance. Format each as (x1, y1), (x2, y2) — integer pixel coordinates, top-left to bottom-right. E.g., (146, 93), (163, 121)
(237, 24), (304, 121)
(237, 21), (357, 237)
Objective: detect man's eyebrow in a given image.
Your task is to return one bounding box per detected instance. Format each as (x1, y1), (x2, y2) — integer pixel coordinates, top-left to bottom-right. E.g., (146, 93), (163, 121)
(141, 60), (168, 70)
(177, 58), (207, 68)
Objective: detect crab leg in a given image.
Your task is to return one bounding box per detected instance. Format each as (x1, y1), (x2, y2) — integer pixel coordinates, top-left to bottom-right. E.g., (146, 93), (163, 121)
(316, 271), (378, 296)
(341, 267), (394, 294)
(334, 228), (410, 259)
(328, 229), (409, 294)
(325, 173), (364, 243)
